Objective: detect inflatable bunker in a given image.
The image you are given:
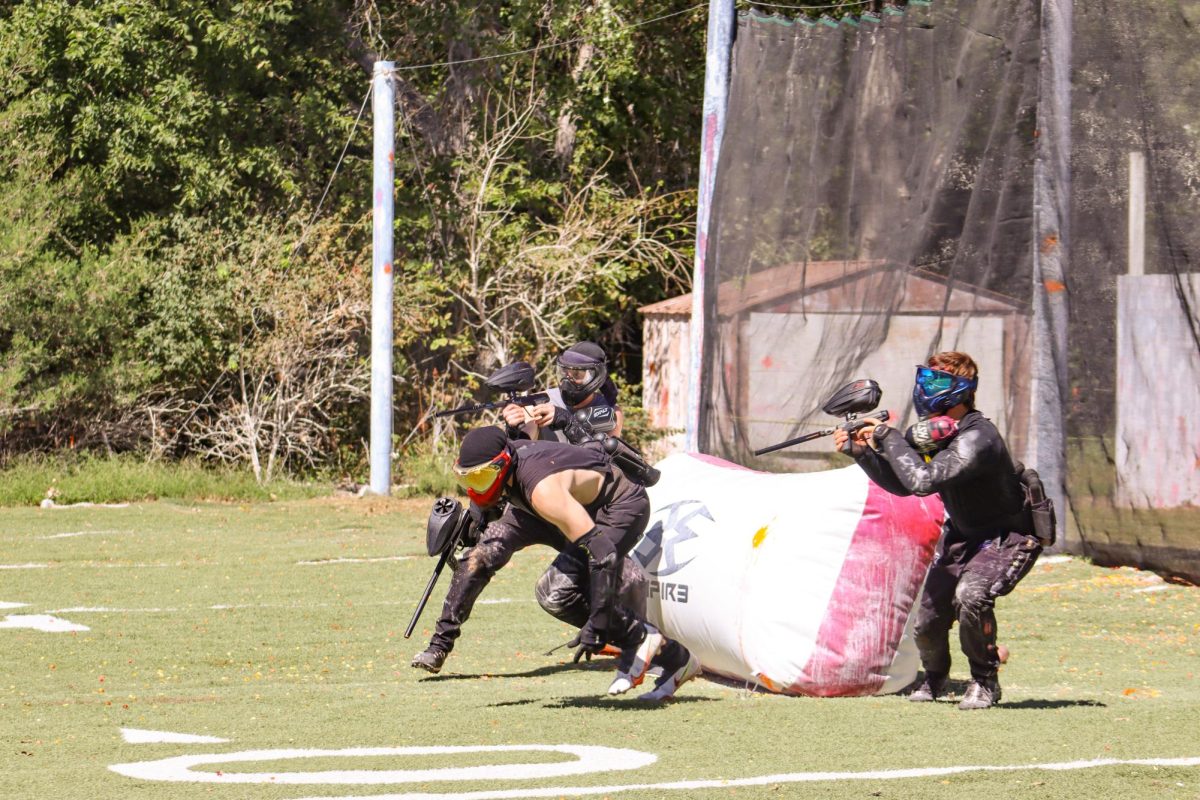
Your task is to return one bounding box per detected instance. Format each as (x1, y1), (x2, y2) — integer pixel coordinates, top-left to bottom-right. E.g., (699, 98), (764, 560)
(632, 453), (944, 697)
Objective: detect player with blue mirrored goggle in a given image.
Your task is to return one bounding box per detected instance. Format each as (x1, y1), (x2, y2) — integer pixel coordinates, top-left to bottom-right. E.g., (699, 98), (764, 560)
(912, 365), (978, 418)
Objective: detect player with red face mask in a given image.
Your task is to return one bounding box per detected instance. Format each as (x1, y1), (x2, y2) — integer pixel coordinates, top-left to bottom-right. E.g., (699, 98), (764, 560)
(449, 426), (699, 701)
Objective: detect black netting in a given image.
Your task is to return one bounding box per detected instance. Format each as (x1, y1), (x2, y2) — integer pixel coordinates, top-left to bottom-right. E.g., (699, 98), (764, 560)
(691, 0), (1199, 579)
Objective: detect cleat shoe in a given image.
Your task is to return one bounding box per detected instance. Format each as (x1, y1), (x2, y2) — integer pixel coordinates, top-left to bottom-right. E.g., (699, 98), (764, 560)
(410, 647), (447, 674)
(958, 679), (1002, 710)
(908, 674), (947, 703)
(641, 647), (701, 702)
(608, 624), (664, 695)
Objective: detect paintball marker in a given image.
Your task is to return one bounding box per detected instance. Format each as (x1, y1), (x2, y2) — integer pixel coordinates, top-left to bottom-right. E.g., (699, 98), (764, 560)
(563, 408), (660, 487)
(434, 362), (550, 420)
(754, 379), (891, 456)
(403, 497), (481, 639)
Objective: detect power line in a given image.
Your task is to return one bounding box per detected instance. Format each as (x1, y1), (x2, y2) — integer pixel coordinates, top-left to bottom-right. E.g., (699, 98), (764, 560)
(298, 81), (373, 250)
(386, 3), (709, 74)
(745, 1), (886, 10)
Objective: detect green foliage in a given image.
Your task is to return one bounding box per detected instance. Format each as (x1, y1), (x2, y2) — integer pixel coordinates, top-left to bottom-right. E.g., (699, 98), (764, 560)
(0, 453), (323, 506)
(395, 443), (461, 500)
(0, 0), (704, 476)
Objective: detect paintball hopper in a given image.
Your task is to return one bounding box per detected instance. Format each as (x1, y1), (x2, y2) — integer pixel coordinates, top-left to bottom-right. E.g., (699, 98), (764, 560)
(426, 496), (465, 557)
(484, 362), (537, 394)
(821, 379), (883, 418)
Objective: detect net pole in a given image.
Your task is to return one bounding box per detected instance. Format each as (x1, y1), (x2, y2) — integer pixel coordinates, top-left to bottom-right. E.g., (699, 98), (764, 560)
(370, 62), (396, 495)
(686, 0), (736, 453)
(1031, 0), (1072, 548)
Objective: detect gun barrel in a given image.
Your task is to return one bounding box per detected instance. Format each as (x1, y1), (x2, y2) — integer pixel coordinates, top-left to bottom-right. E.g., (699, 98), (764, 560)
(753, 426), (837, 456)
(403, 547), (453, 639)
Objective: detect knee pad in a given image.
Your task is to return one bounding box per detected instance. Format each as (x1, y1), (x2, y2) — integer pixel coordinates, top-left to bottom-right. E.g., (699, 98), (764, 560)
(534, 565), (589, 627)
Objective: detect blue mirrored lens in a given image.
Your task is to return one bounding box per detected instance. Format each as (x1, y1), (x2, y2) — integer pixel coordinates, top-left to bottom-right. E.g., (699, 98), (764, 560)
(916, 367), (955, 396)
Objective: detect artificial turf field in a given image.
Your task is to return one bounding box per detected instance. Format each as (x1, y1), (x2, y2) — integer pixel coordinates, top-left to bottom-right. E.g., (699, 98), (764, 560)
(2, 497), (1197, 800)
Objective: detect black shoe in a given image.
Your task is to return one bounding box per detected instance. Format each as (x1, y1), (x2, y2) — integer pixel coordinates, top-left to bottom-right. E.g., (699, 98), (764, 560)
(411, 647), (447, 673)
(958, 679), (1002, 709)
(908, 674), (947, 702)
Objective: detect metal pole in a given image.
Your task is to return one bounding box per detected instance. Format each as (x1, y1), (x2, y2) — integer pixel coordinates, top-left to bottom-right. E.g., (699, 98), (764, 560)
(686, 0), (736, 453)
(370, 62), (395, 495)
(1031, 0), (1072, 550)
(1127, 151), (1146, 277)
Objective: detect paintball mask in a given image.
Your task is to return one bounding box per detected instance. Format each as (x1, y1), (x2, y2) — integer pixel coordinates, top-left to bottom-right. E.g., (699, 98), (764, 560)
(557, 342), (608, 407)
(454, 427), (514, 507)
(912, 365), (977, 418)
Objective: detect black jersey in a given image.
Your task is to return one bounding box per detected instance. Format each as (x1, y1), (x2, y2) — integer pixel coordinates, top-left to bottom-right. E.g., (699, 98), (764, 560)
(855, 410), (1031, 539)
(505, 439), (615, 517)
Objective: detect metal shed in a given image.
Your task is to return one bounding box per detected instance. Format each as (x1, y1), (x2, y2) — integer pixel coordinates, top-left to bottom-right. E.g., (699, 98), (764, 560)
(641, 259), (1032, 465)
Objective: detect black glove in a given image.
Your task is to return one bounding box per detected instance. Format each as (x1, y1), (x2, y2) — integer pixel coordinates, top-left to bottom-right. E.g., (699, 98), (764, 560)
(567, 621), (607, 663)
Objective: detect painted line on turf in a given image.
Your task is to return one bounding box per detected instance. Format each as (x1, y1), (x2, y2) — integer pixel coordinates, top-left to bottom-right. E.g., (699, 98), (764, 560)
(0, 563), (50, 569)
(281, 755), (1200, 800)
(38, 529), (123, 539)
(297, 556), (413, 565)
(49, 598), (533, 614)
(122, 728), (229, 744)
(0, 601), (28, 609)
(0, 613), (89, 632)
(109, 744), (656, 784)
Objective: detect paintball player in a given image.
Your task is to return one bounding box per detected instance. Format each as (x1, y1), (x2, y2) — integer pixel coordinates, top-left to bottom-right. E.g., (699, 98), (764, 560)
(833, 351), (1040, 710)
(446, 425), (699, 700)
(506, 341), (624, 442)
(410, 342), (624, 673)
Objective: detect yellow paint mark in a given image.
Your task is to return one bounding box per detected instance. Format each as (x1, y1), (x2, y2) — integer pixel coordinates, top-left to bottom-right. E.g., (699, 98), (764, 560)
(752, 526), (768, 548)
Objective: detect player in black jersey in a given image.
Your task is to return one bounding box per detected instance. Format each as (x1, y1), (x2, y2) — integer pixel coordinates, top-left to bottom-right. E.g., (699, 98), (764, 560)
(834, 351), (1041, 710)
(411, 343), (629, 674)
(447, 425), (699, 701)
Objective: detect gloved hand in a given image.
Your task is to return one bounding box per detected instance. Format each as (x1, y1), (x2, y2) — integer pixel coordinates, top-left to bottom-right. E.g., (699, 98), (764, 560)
(567, 621), (607, 663)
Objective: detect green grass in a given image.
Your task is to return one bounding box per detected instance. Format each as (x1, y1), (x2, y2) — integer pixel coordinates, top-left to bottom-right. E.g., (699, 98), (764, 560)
(1, 496), (1198, 800)
(0, 455), (327, 506)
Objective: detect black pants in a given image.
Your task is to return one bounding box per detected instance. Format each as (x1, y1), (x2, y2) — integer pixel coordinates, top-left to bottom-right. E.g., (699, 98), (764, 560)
(429, 506), (561, 654)
(913, 530), (1041, 682)
(429, 499), (649, 654)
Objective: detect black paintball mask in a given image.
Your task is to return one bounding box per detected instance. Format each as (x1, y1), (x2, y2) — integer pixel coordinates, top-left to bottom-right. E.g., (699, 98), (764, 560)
(556, 342), (608, 407)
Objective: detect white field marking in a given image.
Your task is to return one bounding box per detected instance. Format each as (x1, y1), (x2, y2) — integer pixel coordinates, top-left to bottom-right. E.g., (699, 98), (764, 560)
(1134, 584), (1173, 594)
(0, 614), (89, 632)
(122, 728), (229, 745)
(478, 598), (517, 605)
(297, 556), (413, 565)
(0, 563), (50, 570)
(109, 744), (656, 785)
(283, 756), (1200, 800)
(38, 529), (122, 539)
(1040, 554), (1073, 565)
(48, 598), (532, 615)
(0, 602), (28, 609)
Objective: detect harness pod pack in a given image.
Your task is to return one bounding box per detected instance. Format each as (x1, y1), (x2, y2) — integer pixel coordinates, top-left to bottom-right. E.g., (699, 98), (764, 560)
(1015, 462), (1057, 547)
(633, 454), (944, 696)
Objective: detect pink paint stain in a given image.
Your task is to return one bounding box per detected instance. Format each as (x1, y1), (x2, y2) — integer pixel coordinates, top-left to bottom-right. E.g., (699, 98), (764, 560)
(792, 484), (943, 697)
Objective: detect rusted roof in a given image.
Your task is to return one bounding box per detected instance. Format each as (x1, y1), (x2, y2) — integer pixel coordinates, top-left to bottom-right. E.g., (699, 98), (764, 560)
(640, 260), (1024, 318)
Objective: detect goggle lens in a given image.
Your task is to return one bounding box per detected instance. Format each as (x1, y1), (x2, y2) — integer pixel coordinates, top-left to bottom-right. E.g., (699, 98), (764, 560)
(558, 366), (594, 384)
(915, 366), (956, 396)
(453, 461), (503, 493)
